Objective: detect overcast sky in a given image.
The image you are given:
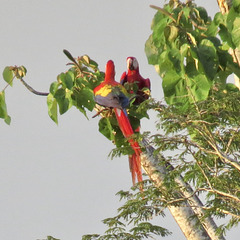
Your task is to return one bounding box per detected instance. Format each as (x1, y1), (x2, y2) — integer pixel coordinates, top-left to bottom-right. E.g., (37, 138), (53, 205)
(0, 1), (238, 240)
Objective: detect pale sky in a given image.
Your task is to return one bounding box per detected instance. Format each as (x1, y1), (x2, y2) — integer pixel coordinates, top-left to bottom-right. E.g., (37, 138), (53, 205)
(0, 1), (238, 240)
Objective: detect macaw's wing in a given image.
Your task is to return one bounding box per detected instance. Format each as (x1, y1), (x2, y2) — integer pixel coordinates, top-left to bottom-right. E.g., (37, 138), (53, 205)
(144, 77), (151, 90)
(120, 71), (127, 85)
(94, 85), (129, 109)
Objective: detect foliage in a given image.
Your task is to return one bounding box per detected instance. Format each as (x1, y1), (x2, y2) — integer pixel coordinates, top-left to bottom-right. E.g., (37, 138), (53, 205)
(1, 65), (27, 124)
(46, 237), (60, 240)
(82, 181), (171, 240)
(47, 52), (102, 123)
(47, 50), (149, 150)
(144, 0), (240, 235)
(145, 0), (240, 107)
(150, 90), (240, 234)
(1, 50), (149, 156)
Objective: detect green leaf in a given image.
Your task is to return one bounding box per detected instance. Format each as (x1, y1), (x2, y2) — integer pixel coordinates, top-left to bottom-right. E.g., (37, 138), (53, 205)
(129, 102), (149, 122)
(49, 81), (59, 95)
(163, 70), (211, 105)
(195, 7), (209, 23)
(145, 35), (160, 65)
(128, 114), (141, 130)
(162, 70), (183, 104)
(168, 48), (183, 74)
(47, 236), (60, 240)
(206, 21), (219, 37)
(232, 0), (240, 10)
(145, 6), (180, 66)
(58, 72), (74, 90)
(219, 24), (234, 48)
(214, 12), (226, 26)
(2, 67), (14, 86)
(231, 17), (240, 48)
(72, 87), (95, 112)
(197, 39), (218, 80)
(89, 59), (98, 68)
(54, 88), (71, 115)
(4, 115), (11, 125)
(47, 93), (58, 124)
(130, 222), (170, 237)
(164, 25), (179, 42)
(98, 117), (115, 141)
(63, 49), (76, 63)
(188, 74), (212, 101)
(0, 91), (11, 124)
(180, 43), (189, 57)
(179, 7), (191, 28)
(0, 91), (7, 118)
(158, 50), (174, 77)
(226, 83), (240, 92)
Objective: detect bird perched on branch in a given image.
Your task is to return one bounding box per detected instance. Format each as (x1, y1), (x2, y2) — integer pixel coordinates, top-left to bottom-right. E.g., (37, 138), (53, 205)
(94, 60), (142, 185)
(120, 57), (151, 186)
(120, 57), (151, 105)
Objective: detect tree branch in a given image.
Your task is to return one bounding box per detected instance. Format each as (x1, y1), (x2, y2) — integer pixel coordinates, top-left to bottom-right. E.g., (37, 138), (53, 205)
(19, 78), (49, 96)
(141, 138), (225, 240)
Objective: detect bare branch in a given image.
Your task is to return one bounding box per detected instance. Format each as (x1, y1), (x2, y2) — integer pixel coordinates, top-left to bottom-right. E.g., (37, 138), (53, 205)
(19, 78), (49, 96)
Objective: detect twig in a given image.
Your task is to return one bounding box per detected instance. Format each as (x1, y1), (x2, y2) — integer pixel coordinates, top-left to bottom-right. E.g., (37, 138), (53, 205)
(2, 76), (15, 92)
(203, 206), (240, 219)
(199, 187), (240, 203)
(19, 78), (49, 96)
(150, 5), (177, 23)
(92, 108), (108, 118)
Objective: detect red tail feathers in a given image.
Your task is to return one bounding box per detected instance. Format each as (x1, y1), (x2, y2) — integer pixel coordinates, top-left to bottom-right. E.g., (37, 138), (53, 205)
(114, 108), (142, 185)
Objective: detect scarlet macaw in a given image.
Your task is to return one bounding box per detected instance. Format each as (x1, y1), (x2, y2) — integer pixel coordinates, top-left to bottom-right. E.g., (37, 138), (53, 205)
(94, 60), (142, 185)
(120, 57), (151, 186)
(120, 57), (151, 105)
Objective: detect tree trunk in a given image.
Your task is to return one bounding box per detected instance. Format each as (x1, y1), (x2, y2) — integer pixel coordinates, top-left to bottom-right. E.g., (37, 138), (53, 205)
(141, 138), (225, 240)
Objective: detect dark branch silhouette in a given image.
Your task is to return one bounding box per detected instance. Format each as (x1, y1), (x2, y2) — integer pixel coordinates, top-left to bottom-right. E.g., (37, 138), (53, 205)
(19, 78), (49, 96)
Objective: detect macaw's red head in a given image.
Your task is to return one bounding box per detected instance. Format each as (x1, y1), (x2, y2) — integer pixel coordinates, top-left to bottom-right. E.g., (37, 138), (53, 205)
(127, 57), (139, 71)
(105, 60), (115, 81)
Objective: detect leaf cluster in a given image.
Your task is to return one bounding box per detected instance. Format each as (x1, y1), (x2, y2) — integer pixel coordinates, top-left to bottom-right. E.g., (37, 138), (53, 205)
(47, 53), (103, 123)
(1, 65), (27, 124)
(145, 0), (240, 107)
(1, 51), (150, 155)
(47, 51), (150, 154)
(144, 1), (240, 233)
(45, 50), (150, 154)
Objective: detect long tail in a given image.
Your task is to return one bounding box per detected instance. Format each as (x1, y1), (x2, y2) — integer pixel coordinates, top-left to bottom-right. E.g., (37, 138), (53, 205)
(128, 125), (141, 185)
(114, 108), (142, 185)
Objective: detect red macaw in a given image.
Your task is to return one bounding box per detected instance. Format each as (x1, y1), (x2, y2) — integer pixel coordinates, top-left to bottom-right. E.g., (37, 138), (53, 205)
(93, 60), (142, 185)
(120, 57), (151, 105)
(120, 57), (151, 187)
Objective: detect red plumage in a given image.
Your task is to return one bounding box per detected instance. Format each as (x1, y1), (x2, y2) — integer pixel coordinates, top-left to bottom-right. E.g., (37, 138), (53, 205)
(120, 57), (151, 105)
(94, 60), (142, 185)
(120, 57), (151, 186)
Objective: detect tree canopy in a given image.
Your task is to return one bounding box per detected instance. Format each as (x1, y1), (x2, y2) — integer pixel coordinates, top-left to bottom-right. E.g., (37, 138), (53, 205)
(1, 0), (240, 239)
